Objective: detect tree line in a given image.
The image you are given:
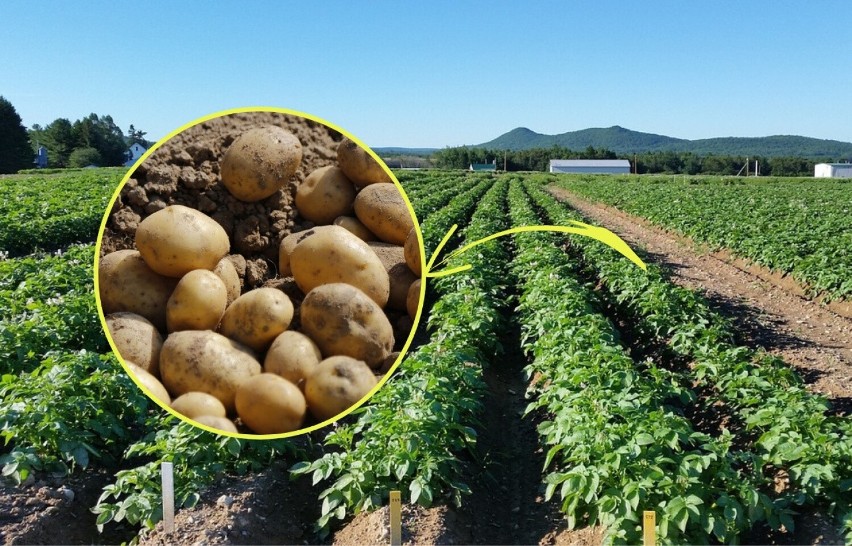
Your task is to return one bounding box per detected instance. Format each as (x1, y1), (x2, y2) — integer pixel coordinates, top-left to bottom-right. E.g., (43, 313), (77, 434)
(0, 95), (151, 174)
(432, 144), (820, 176)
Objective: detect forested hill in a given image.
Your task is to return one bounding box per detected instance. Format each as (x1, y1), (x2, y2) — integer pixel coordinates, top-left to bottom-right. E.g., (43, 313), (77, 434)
(478, 126), (852, 159)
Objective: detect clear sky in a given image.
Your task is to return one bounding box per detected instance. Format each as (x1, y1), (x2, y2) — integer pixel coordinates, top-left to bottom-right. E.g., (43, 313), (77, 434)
(2, 1), (851, 148)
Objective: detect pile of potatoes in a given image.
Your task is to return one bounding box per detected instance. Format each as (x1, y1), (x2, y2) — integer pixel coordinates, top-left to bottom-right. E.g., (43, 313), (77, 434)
(99, 127), (423, 435)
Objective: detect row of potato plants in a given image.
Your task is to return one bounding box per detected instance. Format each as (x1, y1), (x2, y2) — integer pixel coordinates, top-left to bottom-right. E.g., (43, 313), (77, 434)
(292, 176), (510, 533)
(507, 181), (794, 543)
(526, 176), (852, 541)
(554, 175), (852, 301)
(0, 169), (303, 535)
(0, 169), (122, 257)
(397, 170), (479, 220)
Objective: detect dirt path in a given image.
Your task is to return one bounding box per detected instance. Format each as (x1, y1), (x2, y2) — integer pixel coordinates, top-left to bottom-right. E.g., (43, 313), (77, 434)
(549, 186), (852, 413)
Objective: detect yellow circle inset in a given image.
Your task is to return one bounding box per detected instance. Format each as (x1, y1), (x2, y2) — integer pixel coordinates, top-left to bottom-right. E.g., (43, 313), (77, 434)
(94, 107), (426, 438)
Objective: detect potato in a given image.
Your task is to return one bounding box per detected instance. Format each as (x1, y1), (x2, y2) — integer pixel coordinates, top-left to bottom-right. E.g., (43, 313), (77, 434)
(264, 331), (322, 389)
(160, 330), (261, 413)
(404, 228), (422, 276)
(171, 391), (227, 419)
(407, 278), (422, 320)
(304, 356), (378, 422)
(336, 138), (392, 187)
(220, 126), (302, 202)
(167, 270), (228, 332)
(367, 242), (417, 312)
(290, 225), (390, 308)
(377, 351), (400, 376)
(213, 257), (241, 305)
(136, 205), (230, 278)
(192, 415), (238, 434)
(333, 216), (375, 242)
(218, 287), (294, 352)
(300, 283), (394, 368)
(235, 374), (307, 434)
(99, 249), (178, 331)
(354, 183), (414, 245)
(127, 363), (171, 405)
(295, 166), (356, 224)
(106, 312), (163, 377)
(278, 226), (336, 277)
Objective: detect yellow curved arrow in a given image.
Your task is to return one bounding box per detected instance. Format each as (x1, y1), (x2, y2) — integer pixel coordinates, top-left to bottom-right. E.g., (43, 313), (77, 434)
(425, 221), (646, 279)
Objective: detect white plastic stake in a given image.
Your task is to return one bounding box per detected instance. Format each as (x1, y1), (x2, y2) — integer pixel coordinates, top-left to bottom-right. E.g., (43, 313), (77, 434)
(162, 462), (175, 533)
(389, 490), (401, 546)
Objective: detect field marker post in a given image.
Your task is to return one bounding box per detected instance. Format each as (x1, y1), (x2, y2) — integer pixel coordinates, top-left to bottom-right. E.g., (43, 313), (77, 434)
(643, 510), (656, 546)
(162, 462), (175, 533)
(389, 490), (402, 545)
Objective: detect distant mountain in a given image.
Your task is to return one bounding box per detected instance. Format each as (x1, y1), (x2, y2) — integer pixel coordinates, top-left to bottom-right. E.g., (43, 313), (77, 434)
(373, 147), (438, 156)
(477, 126), (852, 159)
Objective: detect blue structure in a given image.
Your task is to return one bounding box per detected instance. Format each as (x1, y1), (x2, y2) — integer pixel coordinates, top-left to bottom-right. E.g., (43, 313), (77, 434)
(34, 146), (48, 168)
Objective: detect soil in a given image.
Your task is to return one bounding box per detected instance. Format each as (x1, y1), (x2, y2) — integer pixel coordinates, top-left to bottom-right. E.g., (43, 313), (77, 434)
(0, 469), (139, 545)
(548, 186), (852, 414)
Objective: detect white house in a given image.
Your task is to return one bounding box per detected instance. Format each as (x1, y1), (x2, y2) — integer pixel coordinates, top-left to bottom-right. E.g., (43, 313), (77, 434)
(814, 163), (852, 178)
(124, 142), (148, 167)
(549, 159), (631, 174)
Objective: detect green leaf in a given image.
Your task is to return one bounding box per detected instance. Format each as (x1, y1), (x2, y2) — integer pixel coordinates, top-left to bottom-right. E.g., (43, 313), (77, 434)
(635, 433), (654, 446)
(410, 479), (422, 504)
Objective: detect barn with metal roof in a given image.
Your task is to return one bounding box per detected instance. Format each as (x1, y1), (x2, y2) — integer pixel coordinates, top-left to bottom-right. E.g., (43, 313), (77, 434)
(549, 159), (631, 174)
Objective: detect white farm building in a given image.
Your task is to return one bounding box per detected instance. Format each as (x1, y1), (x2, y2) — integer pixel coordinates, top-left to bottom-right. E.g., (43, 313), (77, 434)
(814, 163), (852, 178)
(549, 159), (631, 174)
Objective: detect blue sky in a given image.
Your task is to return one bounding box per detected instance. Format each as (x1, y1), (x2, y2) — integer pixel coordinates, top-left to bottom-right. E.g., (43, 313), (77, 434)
(2, 1), (851, 148)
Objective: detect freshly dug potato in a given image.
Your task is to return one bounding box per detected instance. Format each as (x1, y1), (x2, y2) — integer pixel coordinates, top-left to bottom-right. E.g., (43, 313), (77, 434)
(333, 216), (375, 242)
(300, 283), (394, 368)
(106, 312), (163, 376)
(404, 228), (422, 276)
(304, 356), (378, 422)
(220, 126), (302, 202)
(160, 330), (261, 413)
(99, 249), (178, 331)
(367, 242), (417, 312)
(278, 226), (336, 277)
(127, 363), (171, 405)
(295, 166), (356, 224)
(290, 225), (390, 308)
(264, 331), (322, 389)
(407, 278), (422, 320)
(336, 138), (392, 187)
(136, 205), (230, 278)
(213, 257), (241, 305)
(166, 270), (228, 332)
(235, 374), (307, 434)
(218, 287), (294, 352)
(192, 415), (237, 434)
(171, 391), (227, 419)
(354, 184), (414, 245)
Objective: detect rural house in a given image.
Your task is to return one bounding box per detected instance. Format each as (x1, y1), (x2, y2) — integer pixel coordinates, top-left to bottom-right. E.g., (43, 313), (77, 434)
(124, 142), (148, 167)
(549, 159), (631, 174)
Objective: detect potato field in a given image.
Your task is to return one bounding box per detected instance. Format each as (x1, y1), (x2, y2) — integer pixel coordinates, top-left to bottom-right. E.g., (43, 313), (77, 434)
(0, 168), (850, 545)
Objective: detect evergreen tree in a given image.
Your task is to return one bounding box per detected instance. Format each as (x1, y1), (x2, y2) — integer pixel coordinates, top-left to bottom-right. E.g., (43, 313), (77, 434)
(0, 96), (33, 173)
